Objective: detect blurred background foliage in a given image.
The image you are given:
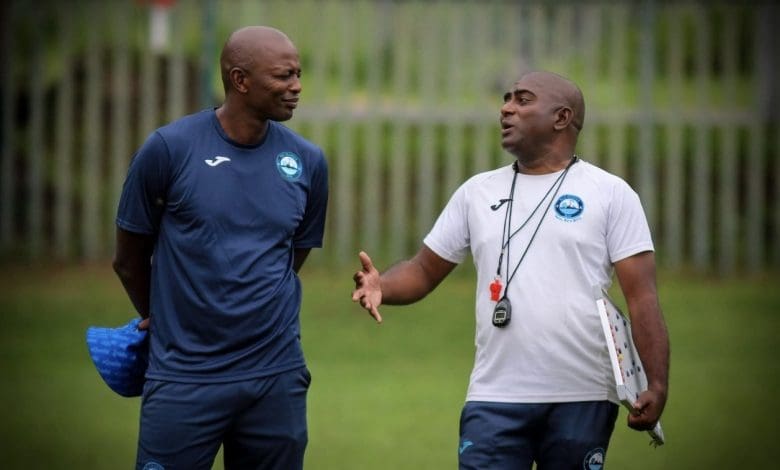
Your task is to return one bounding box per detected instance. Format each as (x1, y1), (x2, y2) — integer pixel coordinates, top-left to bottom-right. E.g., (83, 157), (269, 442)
(2, 0), (778, 273)
(1, 1), (778, 468)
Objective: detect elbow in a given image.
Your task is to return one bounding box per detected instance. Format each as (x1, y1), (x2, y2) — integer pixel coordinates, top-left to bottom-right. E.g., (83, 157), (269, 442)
(113, 230), (155, 282)
(113, 253), (144, 283)
(112, 255), (130, 281)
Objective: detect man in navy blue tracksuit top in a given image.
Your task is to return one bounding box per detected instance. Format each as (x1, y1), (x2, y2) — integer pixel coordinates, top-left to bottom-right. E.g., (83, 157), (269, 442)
(113, 26), (328, 470)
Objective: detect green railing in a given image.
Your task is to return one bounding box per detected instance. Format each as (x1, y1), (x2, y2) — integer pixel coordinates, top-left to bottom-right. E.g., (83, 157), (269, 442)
(1, 0), (778, 275)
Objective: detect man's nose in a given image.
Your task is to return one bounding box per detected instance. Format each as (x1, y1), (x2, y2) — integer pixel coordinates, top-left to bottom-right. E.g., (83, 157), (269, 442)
(290, 76), (302, 93)
(500, 102), (513, 116)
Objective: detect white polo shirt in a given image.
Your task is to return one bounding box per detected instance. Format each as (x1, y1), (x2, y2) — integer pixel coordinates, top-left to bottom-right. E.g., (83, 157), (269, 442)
(423, 159), (654, 404)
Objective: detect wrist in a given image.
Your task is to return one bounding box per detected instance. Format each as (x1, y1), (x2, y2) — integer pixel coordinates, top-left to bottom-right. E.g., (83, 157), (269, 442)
(648, 382), (668, 399)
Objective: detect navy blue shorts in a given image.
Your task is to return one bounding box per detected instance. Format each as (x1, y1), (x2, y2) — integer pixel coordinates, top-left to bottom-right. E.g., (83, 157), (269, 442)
(136, 366), (311, 470)
(458, 400), (619, 470)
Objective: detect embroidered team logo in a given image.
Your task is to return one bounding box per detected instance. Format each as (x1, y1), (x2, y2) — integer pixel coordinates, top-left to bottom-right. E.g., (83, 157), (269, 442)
(276, 151), (302, 180)
(555, 194), (584, 222)
(142, 461), (165, 470)
(583, 447), (605, 470)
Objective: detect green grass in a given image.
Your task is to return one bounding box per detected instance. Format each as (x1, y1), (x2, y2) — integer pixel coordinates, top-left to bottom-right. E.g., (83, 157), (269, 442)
(0, 263), (777, 469)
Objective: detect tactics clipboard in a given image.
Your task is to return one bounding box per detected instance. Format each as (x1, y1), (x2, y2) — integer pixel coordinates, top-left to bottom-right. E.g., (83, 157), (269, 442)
(595, 287), (665, 447)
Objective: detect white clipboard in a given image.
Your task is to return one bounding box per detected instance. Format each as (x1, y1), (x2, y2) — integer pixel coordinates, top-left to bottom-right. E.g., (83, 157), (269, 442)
(595, 286), (665, 447)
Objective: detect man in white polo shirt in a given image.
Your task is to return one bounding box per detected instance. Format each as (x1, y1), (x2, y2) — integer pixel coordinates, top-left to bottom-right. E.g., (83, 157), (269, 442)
(351, 71), (669, 469)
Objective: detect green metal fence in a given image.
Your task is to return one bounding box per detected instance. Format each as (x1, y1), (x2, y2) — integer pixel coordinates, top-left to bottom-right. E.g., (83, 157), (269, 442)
(1, 0), (778, 274)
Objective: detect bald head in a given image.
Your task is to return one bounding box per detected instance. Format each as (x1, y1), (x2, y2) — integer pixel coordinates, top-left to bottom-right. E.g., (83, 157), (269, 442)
(220, 26), (297, 93)
(517, 71), (585, 132)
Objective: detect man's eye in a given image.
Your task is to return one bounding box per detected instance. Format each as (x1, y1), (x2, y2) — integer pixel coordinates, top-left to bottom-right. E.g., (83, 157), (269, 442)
(276, 71), (295, 79)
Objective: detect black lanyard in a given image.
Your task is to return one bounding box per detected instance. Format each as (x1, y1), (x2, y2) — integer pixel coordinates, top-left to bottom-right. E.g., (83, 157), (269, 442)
(496, 155), (578, 292)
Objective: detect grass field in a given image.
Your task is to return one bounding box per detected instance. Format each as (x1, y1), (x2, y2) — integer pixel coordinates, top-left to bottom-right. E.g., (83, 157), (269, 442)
(0, 262), (777, 469)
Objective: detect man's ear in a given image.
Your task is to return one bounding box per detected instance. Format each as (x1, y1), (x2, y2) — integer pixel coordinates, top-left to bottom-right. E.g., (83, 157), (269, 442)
(553, 106), (573, 131)
(230, 67), (249, 94)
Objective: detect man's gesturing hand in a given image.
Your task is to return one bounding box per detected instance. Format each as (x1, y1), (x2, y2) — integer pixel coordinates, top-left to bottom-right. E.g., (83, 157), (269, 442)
(352, 251), (383, 323)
